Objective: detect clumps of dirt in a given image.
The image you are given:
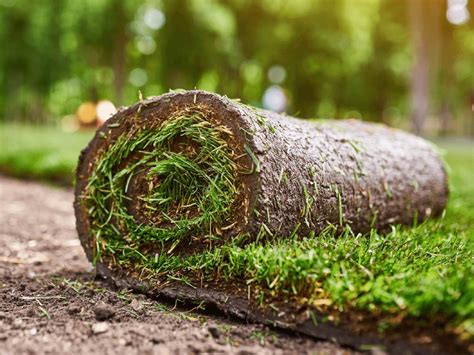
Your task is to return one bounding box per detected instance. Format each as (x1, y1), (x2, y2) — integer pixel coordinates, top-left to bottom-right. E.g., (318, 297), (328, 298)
(0, 272), (348, 354)
(94, 302), (116, 321)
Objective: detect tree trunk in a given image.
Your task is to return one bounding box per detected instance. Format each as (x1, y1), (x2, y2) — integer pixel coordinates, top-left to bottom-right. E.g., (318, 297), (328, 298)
(408, 0), (432, 135)
(112, 4), (127, 106)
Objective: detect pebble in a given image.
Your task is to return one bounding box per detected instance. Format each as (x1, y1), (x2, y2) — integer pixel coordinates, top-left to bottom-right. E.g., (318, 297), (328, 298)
(130, 298), (143, 312)
(91, 322), (109, 334)
(67, 304), (81, 315)
(151, 335), (164, 344)
(94, 303), (115, 321)
(207, 325), (220, 339)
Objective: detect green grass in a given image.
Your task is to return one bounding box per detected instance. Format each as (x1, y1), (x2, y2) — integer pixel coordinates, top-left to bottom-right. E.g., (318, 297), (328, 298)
(1, 123), (473, 338)
(0, 123), (93, 184)
(83, 113), (237, 262)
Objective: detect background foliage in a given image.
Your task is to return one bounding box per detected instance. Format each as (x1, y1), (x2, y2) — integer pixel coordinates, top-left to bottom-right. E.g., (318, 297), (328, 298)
(0, 0), (473, 135)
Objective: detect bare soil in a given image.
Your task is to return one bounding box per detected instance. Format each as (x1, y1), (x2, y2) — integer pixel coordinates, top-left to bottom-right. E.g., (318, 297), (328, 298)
(0, 175), (353, 355)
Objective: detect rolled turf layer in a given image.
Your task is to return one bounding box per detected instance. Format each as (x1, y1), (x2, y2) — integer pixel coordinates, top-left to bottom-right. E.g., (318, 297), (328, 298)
(75, 90), (456, 351)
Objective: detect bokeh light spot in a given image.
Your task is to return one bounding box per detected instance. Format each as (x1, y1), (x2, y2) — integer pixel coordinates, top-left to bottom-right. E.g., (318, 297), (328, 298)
(129, 68), (148, 87)
(136, 36), (156, 55)
(144, 8), (165, 30)
(96, 100), (117, 124)
(76, 102), (96, 124)
(262, 85), (287, 113)
(447, 0), (470, 25)
(267, 65), (286, 84)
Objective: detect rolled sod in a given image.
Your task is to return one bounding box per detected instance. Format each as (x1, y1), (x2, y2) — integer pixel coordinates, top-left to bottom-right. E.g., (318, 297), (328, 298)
(74, 90), (449, 350)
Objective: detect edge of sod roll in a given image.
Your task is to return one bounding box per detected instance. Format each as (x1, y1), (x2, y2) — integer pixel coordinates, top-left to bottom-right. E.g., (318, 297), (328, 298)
(95, 262), (469, 354)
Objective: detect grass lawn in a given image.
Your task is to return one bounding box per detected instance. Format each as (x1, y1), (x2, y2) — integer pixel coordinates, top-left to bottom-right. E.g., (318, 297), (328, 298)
(1, 123), (473, 339)
(0, 124), (93, 184)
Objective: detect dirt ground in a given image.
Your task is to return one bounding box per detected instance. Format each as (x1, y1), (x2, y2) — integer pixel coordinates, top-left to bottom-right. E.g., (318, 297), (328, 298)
(0, 175), (355, 355)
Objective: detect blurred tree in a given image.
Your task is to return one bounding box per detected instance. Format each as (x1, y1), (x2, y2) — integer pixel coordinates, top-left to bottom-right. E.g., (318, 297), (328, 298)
(408, 0), (436, 135)
(0, 0), (472, 135)
(436, 1), (474, 136)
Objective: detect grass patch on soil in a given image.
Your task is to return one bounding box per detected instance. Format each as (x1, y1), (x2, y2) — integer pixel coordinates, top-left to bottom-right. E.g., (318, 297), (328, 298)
(0, 123), (93, 184)
(1, 123), (473, 338)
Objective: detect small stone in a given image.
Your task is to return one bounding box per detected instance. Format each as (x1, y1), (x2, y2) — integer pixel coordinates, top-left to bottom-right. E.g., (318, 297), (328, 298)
(92, 322), (109, 334)
(130, 299), (143, 312)
(207, 325), (220, 339)
(94, 303), (115, 321)
(67, 304), (81, 315)
(151, 335), (164, 344)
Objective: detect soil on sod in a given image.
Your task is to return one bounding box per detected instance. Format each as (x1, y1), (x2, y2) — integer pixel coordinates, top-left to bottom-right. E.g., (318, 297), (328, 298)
(0, 175), (350, 354)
